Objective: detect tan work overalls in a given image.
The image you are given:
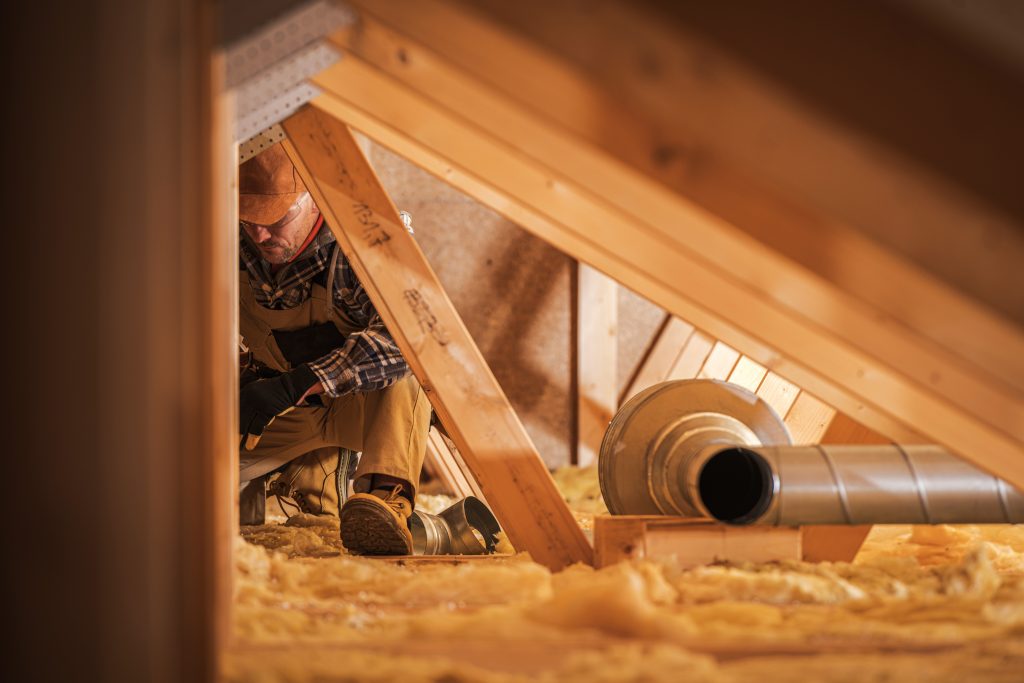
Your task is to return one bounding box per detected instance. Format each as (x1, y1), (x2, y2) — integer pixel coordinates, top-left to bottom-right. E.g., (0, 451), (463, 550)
(238, 247), (430, 499)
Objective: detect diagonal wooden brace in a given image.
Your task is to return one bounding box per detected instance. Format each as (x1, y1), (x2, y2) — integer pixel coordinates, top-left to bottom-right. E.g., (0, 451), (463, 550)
(280, 106), (592, 569)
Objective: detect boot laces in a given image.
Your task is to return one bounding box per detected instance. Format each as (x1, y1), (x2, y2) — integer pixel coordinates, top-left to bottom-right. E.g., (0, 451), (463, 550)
(380, 484), (408, 512)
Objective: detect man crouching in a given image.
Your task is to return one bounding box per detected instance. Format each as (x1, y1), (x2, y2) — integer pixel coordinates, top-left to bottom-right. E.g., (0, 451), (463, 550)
(236, 143), (429, 555)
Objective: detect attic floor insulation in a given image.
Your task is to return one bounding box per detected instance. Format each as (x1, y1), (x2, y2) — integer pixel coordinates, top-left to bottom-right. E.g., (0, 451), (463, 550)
(227, 467), (1024, 682)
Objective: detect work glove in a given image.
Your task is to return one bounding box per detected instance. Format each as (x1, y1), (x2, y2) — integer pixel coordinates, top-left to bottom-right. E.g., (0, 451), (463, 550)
(240, 364), (320, 450)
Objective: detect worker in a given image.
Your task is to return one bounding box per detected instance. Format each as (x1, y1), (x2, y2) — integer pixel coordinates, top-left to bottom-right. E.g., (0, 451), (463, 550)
(236, 143), (430, 555)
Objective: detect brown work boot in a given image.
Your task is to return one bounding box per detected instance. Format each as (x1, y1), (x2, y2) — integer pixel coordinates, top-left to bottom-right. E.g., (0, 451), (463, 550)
(340, 485), (414, 555)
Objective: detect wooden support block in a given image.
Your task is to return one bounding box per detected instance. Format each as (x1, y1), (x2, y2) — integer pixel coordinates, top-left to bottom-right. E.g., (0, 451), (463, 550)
(576, 264), (618, 466)
(594, 515), (802, 568)
(281, 107), (592, 570)
(801, 526), (873, 564)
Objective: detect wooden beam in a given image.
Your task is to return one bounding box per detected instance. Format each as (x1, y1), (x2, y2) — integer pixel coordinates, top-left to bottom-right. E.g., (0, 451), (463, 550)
(576, 264), (617, 466)
(280, 107), (591, 569)
(423, 426), (482, 500)
(309, 32), (1024, 490)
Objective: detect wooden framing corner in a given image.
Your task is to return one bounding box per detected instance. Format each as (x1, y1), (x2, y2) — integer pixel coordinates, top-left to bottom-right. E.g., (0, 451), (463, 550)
(280, 105), (592, 570)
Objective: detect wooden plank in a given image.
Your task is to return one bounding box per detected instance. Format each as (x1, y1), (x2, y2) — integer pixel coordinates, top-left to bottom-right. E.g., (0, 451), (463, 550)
(697, 341), (741, 381)
(576, 264), (618, 466)
(593, 515), (801, 569)
(322, 3), (1024, 491)
(280, 107), (591, 569)
(757, 372), (800, 421)
(667, 330), (716, 380)
(727, 355), (768, 392)
(621, 315), (694, 403)
(784, 392), (836, 445)
(423, 426), (480, 500)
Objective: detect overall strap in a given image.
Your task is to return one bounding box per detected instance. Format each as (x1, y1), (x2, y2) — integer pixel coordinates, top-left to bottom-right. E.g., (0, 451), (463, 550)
(324, 241), (341, 313)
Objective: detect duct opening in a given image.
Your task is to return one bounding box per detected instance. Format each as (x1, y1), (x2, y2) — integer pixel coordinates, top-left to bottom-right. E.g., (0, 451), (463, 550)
(698, 447), (774, 525)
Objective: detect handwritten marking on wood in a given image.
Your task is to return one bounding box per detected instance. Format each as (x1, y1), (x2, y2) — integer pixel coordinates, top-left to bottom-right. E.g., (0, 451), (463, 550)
(352, 201), (392, 247)
(403, 289), (450, 346)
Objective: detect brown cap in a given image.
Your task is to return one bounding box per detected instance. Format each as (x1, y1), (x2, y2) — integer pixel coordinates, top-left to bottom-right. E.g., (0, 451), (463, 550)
(239, 143), (308, 225)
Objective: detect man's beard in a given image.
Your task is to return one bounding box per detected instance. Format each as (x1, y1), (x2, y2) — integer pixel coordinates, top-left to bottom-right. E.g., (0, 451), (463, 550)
(258, 242), (296, 264)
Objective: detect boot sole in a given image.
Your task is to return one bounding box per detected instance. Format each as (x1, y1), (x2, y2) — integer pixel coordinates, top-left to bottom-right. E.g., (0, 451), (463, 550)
(340, 498), (413, 555)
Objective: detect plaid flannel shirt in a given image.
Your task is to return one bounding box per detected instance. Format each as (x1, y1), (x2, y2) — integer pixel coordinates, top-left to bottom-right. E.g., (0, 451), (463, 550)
(240, 223), (410, 397)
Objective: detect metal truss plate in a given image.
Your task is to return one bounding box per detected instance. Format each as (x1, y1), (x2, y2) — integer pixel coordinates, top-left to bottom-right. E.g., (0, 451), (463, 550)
(236, 81), (323, 143)
(239, 125), (287, 163)
(225, 0), (354, 88)
(235, 41), (340, 115)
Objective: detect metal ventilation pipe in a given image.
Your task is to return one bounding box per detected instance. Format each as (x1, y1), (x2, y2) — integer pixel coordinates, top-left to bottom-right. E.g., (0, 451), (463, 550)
(409, 496), (502, 554)
(599, 379), (1024, 525)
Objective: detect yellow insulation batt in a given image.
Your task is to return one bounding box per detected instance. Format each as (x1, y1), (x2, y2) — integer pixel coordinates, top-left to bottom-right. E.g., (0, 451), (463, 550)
(229, 466), (1024, 682)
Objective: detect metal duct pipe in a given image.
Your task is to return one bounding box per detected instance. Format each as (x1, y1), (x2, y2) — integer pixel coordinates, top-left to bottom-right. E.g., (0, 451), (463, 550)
(697, 444), (1024, 525)
(409, 496), (502, 554)
(599, 379), (1024, 525)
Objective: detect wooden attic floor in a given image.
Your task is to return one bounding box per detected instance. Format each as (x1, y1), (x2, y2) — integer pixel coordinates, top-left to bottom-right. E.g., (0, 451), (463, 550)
(225, 467), (1024, 683)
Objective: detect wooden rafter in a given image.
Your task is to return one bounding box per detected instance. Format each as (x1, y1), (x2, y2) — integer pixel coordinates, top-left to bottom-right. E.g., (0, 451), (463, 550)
(309, 4), (1024, 490)
(280, 107), (592, 569)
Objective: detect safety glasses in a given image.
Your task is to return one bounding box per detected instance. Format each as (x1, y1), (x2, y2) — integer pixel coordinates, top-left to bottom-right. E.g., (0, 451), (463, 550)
(240, 192), (311, 232)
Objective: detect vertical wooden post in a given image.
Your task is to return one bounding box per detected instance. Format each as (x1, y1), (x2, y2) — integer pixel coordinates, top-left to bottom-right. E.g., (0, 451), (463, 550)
(576, 263), (618, 466)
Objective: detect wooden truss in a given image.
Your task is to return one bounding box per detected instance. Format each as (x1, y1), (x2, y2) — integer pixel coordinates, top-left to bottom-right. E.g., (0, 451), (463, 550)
(307, 0), (1024, 492)
(264, 0), (1024, 571)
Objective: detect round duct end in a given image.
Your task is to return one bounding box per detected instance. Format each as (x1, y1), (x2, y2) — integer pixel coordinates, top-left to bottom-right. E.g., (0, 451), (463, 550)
(698, 447), (775, 525)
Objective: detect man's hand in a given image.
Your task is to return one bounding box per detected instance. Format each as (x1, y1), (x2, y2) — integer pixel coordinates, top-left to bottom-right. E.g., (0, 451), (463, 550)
(240, 364), (320, 450)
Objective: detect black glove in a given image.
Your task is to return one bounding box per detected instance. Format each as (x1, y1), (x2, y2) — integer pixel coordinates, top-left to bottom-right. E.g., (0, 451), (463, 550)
(239, 364), (319, 450)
